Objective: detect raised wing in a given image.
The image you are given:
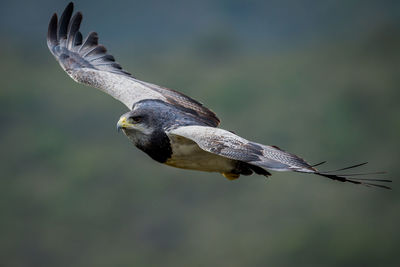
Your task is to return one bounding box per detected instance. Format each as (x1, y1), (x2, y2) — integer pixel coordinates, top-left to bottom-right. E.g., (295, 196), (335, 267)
(168, 125), (391, 189)
(47, 2), (220, 127)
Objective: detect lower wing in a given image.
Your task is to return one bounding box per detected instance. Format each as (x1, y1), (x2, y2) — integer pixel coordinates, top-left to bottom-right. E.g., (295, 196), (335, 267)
(168, 125), (392, 189)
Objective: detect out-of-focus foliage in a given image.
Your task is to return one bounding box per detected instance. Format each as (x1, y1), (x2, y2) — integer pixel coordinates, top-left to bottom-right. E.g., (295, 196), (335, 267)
(0, 0), (399, 266)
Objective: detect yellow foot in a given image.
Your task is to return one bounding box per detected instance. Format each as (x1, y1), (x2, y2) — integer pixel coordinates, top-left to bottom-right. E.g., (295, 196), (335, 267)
(222, 173), (240, 180)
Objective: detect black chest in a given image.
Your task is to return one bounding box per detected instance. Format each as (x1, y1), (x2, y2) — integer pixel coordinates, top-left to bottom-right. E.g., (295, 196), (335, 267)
(135, 131), (172, 163)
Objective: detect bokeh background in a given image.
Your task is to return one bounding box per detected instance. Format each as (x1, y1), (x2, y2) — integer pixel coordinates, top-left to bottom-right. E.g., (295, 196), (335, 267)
(1, 0), (399, 266)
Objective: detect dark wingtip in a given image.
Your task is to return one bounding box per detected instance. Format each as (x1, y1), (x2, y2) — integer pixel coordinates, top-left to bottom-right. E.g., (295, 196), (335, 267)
(307, 161), (392, 189)
(47, 2), (132, 77)
(58, 2), (74, 40)
(81, 32), (99, 49)
(47, 13), (58, 49)
(67, 11), (83, 48)
(315, 172), (392, 190)
(322, 162), (369, 173)
(364, 183), (392, 190)
(311, 161), (327, 168)
(74, 31), (83, 46)
(66, 2), (74, 12)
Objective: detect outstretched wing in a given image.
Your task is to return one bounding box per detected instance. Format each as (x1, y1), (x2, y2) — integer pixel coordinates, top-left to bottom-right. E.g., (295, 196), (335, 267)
(168, 125), (391, 189)
(168, 125), (315, 172)
(47, 2), (220, 127)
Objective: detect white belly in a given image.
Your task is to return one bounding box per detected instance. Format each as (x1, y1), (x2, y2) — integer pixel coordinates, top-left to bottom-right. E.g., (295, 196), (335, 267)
(165, 135), (236, 173)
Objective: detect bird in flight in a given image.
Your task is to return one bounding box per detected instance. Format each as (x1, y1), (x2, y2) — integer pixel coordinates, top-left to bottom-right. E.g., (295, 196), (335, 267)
(47, 2), (391, 189)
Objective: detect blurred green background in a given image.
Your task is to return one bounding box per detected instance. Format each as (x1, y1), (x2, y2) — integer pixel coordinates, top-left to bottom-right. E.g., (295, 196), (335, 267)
(1, 0), (399, 266)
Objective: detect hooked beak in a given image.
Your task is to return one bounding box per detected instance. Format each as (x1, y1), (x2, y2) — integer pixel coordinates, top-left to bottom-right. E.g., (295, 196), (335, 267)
(117, 116), (131, 132)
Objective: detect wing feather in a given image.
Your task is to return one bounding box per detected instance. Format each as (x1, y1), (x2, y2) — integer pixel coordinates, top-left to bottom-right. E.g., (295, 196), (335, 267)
(67, 12), (82, 49)
(168, 125), (314, 172)
(47, 2), (220, 127)
(57, 2), (73, 41)
(73, 31), (83, 47)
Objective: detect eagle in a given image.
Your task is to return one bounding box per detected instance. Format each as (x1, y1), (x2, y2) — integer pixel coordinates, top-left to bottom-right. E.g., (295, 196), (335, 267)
(47, 2), (391, 189)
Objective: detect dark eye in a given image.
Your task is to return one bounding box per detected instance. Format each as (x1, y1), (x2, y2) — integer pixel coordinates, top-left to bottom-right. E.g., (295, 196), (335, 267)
(130, 116), (142, 123)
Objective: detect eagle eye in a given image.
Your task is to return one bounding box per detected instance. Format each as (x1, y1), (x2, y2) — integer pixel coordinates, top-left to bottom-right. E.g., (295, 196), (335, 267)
(130, 116), (142, 123)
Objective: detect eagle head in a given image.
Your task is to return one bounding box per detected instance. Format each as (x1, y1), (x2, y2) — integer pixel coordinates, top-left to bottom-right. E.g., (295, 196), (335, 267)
(116, 100), (179, 146)
(116, 100), (175, 162)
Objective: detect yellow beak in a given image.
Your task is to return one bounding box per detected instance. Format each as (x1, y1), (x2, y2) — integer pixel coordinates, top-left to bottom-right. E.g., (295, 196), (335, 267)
(117, 116), (131, 132)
